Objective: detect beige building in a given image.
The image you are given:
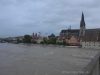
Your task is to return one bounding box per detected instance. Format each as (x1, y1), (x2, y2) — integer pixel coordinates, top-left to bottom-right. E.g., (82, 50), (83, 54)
(66, 36), (79, 46)
(37, 37), (43, 43)
(82, 29), (100, 49)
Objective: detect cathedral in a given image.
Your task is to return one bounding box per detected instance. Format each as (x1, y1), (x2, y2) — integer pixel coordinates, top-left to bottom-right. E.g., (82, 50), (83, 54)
(60, 12), (86, 36)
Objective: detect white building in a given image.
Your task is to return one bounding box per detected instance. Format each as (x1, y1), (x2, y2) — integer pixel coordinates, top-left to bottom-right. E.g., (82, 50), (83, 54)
(82, 42), (100, 49)
(82, 29), (100, 49)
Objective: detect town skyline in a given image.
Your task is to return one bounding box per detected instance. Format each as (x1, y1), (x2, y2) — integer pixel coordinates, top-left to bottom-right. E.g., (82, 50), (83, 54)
(0, 0), (100, 37)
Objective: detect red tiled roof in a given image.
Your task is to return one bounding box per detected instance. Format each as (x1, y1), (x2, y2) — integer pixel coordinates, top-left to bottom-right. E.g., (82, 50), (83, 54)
(83, 28), (100, 41)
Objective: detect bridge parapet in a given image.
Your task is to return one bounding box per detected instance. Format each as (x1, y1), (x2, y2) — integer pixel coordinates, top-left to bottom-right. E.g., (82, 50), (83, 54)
(78, 52), (100, 75)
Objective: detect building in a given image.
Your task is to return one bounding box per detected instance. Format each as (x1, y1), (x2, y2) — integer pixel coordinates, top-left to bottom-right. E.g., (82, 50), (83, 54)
(31, 32), (43, 43)
(60, 12), (86, 37)
(66, 36), (79, 46)
(18, 36), (24, 40)
(60, 29), (79, 36)
(82, 29), (100, 49)
(57, 36), (67, 42)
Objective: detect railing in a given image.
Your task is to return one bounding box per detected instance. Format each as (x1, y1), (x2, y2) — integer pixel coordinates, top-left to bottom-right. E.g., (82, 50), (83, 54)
(78, 52), (100, 75)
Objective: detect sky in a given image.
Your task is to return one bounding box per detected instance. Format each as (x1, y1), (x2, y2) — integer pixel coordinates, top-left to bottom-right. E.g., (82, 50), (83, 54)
(0, 0), (100, 37)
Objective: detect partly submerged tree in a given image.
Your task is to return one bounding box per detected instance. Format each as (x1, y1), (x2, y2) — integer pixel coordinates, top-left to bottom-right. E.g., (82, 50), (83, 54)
(48, 33), (55, 38)
(48, 33), (57, 44)
(23, 35), (31, 43)
(62, 40), (66, 46)
(31, 40), (37, 44)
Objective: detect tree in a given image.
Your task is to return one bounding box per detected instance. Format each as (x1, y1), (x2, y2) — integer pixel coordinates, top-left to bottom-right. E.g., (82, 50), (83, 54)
(48, 33), (57, 44)
(32, 40), (37, 44)
(62, 40), (66, 46)
(43, 37), (48, 44)
(40, 41), (44, 44)
(51, 37), (57, 44)
(48, 33), (55, 38)
(56, 41), (62, 45)
(17, 38), (23, 43)
(23, 35), (31, 43)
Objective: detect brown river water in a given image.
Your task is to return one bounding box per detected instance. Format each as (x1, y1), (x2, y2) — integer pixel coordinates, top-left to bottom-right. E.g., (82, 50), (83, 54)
(0, 43), (100, 75)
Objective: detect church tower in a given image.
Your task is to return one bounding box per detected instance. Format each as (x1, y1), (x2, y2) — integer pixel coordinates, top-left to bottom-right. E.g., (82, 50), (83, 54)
(79, 11), (86, 36)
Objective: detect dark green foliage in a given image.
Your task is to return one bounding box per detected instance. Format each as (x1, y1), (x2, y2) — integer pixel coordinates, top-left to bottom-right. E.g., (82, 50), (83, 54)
(40, 41), (44, 44)
(17, 39), (23, 43)
(32, 40), (37, 44)
(56, 41), (69, 46)
(23, 35), (31, 43)
(43, 38), (48, 44)
(47, 37), (57, 44)
(48, 33), (55, 38)
(62, 40), (66, 46)
(47, 33), (57, 44)
(3, 39), (14, 43)
(56, 41), (63, 45)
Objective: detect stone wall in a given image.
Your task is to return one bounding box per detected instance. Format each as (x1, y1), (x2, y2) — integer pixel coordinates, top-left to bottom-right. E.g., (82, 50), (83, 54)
(78, 52), (100, 75)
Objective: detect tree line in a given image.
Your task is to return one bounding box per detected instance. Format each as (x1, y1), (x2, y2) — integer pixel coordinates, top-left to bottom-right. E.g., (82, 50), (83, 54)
(3, 34), (69, 46)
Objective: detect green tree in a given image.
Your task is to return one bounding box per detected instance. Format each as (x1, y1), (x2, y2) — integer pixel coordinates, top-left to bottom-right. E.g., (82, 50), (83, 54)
(32, 40), (37, 44)
(48, 33), (55, 38)
(48, 33), (57, 44)
(17, 38), (23, 43)
(51, 37), (57, 44)
(23, 35), (31, 43)
(62, 40), (66, 46)
(40, 41), (44, 44)
(56, 41), (63, 45)
(43, 37), (48, 44)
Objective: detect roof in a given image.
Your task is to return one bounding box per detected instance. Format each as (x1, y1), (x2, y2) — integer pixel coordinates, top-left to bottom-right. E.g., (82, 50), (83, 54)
(58, 36), (71, 40)
(60, 29), (79, 33)
(83, 28), (100, 41)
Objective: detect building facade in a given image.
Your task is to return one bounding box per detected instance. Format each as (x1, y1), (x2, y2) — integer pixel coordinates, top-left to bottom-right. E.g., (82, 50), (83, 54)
(82, 29), (100, 49)
(66, 36), (79, 46)
(60, 12), (86, 37)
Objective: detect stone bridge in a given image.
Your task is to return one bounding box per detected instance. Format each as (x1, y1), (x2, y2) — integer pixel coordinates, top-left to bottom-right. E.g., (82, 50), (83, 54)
(78, 52), (100, 75)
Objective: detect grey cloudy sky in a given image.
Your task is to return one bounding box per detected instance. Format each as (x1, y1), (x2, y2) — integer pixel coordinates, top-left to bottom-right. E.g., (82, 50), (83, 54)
(0, 0), (100, 37)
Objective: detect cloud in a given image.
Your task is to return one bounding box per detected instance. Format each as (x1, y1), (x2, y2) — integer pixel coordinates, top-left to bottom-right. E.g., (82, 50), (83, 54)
(0, 0), (100, 37)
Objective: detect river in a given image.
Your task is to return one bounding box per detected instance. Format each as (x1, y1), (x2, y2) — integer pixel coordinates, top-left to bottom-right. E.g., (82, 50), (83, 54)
(0, 43), (99, 75)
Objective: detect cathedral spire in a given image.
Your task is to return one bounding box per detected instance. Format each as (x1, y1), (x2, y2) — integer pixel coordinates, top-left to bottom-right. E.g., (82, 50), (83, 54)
(81, 11), (84, 22)
(80, 11), (85, 27)
(79, 11), (86, 36)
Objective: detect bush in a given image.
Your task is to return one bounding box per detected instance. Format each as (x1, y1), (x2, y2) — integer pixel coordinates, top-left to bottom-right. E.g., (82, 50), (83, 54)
(32, 40), (37, 44)
(40, 41), (44, 44)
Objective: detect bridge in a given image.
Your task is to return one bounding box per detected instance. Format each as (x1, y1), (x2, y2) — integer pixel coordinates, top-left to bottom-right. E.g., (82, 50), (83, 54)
(78, 52), (100, 75)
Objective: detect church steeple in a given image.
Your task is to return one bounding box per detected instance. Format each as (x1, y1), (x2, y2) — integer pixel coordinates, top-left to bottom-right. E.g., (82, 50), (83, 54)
(79, 11), (86, 36)
(80, 11), (85, 27)
(81, 11), (84, 21)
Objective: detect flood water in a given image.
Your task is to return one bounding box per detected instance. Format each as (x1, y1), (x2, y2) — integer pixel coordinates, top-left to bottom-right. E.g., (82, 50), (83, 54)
(0, 43), (100, 75)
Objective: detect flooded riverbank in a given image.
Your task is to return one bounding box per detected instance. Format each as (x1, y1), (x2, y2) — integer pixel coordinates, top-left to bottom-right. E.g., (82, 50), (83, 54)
(0, 43), (99, 75)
